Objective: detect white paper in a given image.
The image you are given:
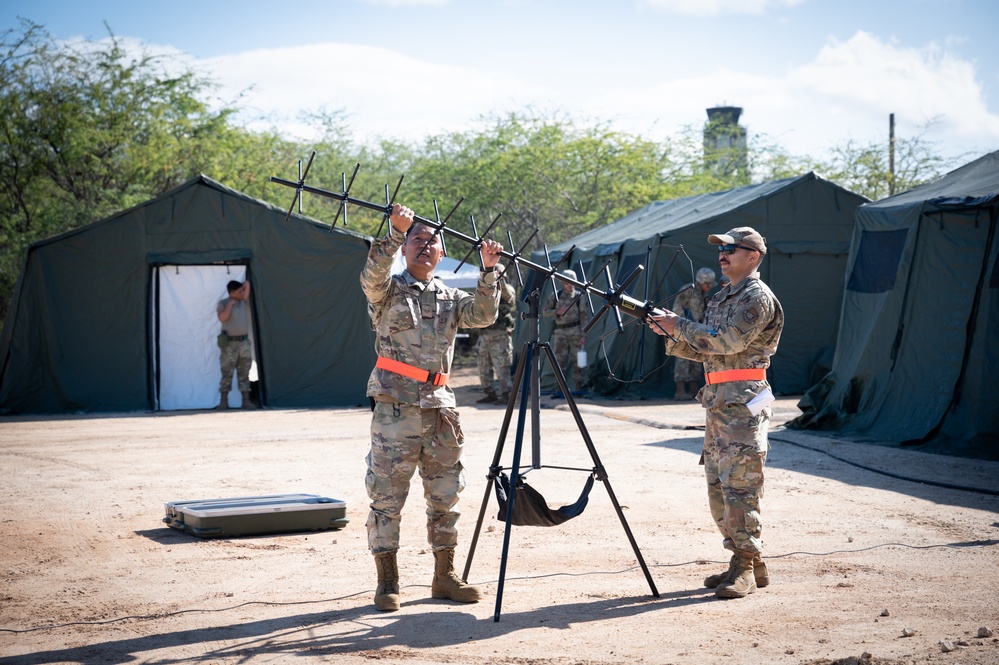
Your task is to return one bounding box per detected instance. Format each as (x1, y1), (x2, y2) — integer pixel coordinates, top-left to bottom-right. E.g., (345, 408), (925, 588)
(746, 387), (775, 416)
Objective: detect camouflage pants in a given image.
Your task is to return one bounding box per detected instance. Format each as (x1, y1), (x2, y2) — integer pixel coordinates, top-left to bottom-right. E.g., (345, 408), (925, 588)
(551, 329), (584, 391)
(477, 330), (513, 396)
(366, 402), (466, 553)
(673, 357), (703, 383)
(703, 402), (770, 555)
(218, 339), (252, 393)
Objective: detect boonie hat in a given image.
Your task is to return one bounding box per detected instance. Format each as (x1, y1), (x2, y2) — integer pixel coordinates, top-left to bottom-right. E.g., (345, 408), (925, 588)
(695, 267), (717, 285)
(561, 269), (577, 280)
(708, 227), (767, 255)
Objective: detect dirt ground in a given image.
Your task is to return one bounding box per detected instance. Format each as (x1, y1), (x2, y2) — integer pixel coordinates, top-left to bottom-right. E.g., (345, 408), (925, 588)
(1, 367), (998, 665)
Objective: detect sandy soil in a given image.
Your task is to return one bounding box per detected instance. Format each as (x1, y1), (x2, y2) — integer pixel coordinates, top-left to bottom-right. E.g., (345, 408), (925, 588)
(1, 367), (998, 665)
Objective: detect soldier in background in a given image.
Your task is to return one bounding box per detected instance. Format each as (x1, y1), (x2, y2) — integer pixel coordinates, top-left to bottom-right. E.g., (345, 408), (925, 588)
(476, 263), (518, 404)
(671, 267), (717, 400)
(649, 227), (783, 600)
(359, 203), (503, 612)
(542, 269), (590, 396)
(215, 279), (256, 410)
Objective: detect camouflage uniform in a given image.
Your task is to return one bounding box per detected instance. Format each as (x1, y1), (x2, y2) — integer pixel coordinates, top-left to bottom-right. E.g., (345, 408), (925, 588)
(672, 282), (712, 384)
(217, 298), (252, 393)
(359, 226), (500, 554)
(542, 290), (590, 391)
(665, 271), (783, 554)
(477, 279), (517, 400)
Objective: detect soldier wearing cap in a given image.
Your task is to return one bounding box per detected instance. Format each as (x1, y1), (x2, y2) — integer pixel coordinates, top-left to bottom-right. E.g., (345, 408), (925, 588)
(542, 269), (591, 396)
(671, 267), (717, 400)
(649, 226), (784, 599)
(359, 204), (504, 611)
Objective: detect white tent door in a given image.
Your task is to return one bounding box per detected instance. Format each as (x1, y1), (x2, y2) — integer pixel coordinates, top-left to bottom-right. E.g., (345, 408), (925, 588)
(156, 265), (254, 410)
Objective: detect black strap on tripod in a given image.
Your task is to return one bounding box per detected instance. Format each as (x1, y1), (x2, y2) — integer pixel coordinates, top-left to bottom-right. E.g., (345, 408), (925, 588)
(493, 471), (595, 527)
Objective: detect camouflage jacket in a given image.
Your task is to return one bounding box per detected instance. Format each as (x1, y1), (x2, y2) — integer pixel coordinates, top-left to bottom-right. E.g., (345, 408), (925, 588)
(482, 281), (517, 334)
(666, 272), (784, 409)
(542, 289), (590, 332)
(360, 226), (500, 407)
(672, 283), (710, 323)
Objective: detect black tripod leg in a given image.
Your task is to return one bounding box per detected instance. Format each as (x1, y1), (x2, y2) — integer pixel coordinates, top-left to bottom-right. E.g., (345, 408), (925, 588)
(462, 340), (533, 583)
(541, 342), (661, 598)
(492, 342), (535, 621)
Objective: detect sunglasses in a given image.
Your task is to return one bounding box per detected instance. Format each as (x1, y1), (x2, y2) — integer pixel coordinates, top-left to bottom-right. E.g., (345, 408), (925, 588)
(717, 244), (757, 255)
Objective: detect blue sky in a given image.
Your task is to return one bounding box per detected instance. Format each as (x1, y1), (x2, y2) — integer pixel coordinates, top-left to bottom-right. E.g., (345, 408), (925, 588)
(4, 0), (998, 163)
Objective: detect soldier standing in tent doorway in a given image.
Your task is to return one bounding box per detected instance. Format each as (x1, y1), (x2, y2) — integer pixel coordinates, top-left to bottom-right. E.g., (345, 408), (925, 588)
(476, 263), (517, 404)
(671, 267), (717, 400)
(360, 203), (503, 612)
(648, 227), (783, 600)
(542, 269), (590, 397)
(215, 279), (256, 410)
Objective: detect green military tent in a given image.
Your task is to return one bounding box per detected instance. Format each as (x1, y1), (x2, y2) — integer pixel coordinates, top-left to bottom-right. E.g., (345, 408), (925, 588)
(524, 172), (868, 397)
(790, 150), (999, 460)
(0, 175), (375, 414)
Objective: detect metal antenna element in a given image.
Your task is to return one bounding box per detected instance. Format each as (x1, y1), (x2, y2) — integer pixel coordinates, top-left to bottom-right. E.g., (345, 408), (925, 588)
(540, 245), (576, 304)
(564, 260), (599, 320)
(270, 159), (673, 329)
(374, 176), (405, 238)
(283, 151), (317, 222)
(583, 264), (671, 339)
(505, 228), (536, 288)
(456, 213), (503, 273)
(329, 163), (362, 230)
(413, 197), (465, 259)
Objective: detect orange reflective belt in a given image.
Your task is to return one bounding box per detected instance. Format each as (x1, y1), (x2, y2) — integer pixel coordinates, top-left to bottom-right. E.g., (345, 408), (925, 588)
(375, 356), (449, 387)
(705, 368), (767, 385)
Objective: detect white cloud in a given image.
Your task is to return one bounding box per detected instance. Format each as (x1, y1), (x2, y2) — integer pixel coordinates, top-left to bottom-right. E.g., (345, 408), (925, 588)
(576, 30), (999, 158)
(204, 42), (539, 143)
(637, 0), (805, 16)
(96, 29), (999, 161)
(792, 31), (999, 139)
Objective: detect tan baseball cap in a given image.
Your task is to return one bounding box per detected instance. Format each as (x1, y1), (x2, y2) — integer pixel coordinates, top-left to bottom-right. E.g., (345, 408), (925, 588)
(707, 227), (767, 254)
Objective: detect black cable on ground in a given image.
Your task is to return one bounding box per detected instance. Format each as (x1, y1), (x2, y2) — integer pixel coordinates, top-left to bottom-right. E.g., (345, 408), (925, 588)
(3, 540), (997, 634)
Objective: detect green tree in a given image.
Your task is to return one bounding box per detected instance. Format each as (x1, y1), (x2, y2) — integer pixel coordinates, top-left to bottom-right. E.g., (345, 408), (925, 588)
(806, 125), (959, 201)
(0, 21), (301, 323)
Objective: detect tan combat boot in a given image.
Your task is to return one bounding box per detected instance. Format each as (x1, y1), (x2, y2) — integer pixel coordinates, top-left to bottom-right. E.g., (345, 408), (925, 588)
(373, 551), (401, 611)
(214, 391), (229, 410)
(240, 391), (258, 409)
(715, 551), (758, 598)
(704, 553), (769, 589)
(476, 389), (498, 404)
(703, 554), (738, 589)
(431, 547), (481, 603)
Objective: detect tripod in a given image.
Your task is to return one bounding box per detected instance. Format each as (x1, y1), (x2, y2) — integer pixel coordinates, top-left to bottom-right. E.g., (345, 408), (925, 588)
(462, 289), (660, 621)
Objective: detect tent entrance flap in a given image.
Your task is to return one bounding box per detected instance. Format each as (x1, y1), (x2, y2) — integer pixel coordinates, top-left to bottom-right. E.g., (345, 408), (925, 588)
(152, 264), (254, 410)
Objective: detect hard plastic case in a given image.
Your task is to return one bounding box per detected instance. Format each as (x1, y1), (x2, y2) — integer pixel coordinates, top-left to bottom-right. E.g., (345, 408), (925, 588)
(164, 493), (348, 538)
